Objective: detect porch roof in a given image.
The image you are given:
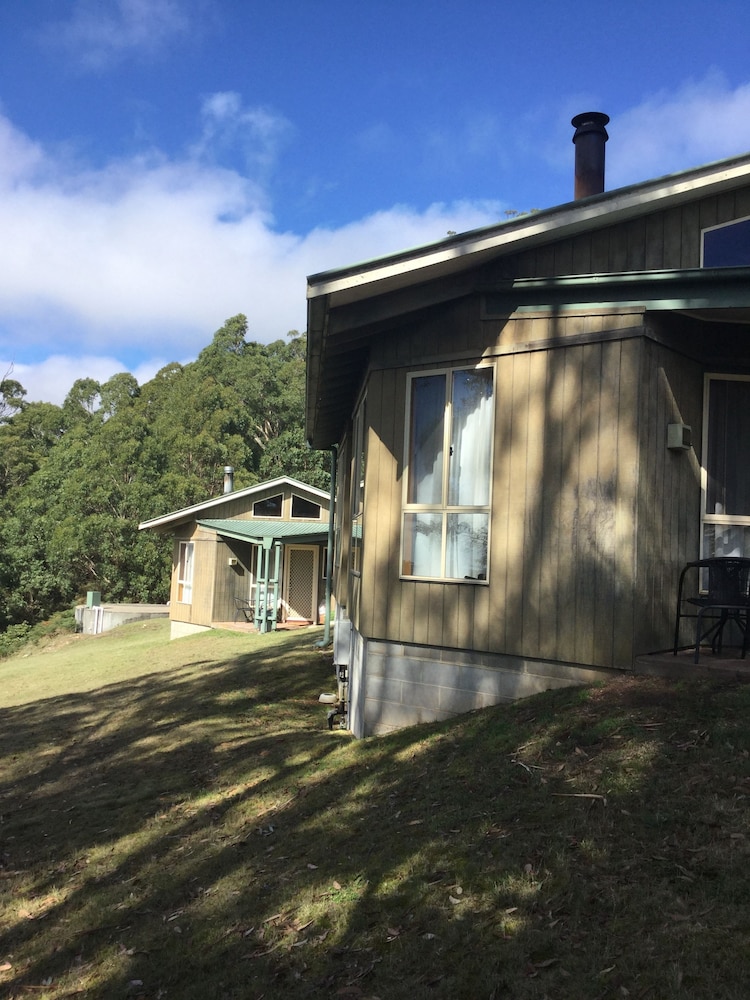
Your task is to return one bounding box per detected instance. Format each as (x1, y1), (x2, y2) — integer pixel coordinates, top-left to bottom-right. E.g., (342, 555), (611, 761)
(198, 518), (330, 545)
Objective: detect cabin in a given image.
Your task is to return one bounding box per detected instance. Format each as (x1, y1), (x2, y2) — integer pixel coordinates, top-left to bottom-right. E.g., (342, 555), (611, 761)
(305, 112), (750, 737)
(139, 474), (331, 639)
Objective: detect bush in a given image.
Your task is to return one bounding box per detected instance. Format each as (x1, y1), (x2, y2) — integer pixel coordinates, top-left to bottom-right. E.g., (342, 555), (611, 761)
(0, 623), (32, 659)
(0, 609), (77, 659)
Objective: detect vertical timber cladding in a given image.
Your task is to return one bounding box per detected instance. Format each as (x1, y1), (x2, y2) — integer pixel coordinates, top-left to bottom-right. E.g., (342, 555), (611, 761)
(512, 189), (750, 278)
(363, 304), (649, 670)
(169, 525), (216, 626)
(488, 322), (643, 670)
(633, 336), (704, 655)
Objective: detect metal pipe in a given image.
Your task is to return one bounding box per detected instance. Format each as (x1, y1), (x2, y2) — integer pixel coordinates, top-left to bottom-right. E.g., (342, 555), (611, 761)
(571, 112), (609, 199)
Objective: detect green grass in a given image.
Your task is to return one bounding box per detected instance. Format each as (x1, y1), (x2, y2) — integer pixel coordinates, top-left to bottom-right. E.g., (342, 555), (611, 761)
(1, 621), (750, 998)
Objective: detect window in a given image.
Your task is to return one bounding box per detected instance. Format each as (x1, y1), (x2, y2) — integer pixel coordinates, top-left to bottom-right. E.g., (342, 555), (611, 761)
(292, 494), (321, 519)
(177, 541), (194, 603)
(702, 374), (750, 558)
(350, 396), (366, 577)
(402, 365), (493, 580)
(702, 217), (750, 268)
(253, 494), (283, 517)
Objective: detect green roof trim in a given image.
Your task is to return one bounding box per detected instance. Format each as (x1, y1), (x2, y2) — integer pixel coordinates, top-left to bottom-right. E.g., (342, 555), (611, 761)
(198, 518), (330, 545)
(484, 266), (750, 315)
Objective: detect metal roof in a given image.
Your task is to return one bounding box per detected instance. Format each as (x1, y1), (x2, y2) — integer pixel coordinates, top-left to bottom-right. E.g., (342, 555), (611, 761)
(198, 518), (330, 544)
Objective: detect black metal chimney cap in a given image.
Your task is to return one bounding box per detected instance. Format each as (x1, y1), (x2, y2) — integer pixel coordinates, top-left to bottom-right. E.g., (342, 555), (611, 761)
(571, 111), (610, 141)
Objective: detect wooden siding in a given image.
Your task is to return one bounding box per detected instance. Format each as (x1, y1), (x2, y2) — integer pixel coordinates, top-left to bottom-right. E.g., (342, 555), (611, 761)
(169, 525), (218, 626)
(190, 485), (328, 523)
(511, 188), (750, 278)
(212, 538), (256, 623)
(163, 482), (330, 630)
(333, 428), (353, 617)
(353, 306), (648, 670)
(329, 184), (750, 674)
(633, 337), (706, 653)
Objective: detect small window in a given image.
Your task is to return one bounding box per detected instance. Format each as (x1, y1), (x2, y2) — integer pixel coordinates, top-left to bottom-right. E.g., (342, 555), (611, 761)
(702, 217), (750, 268)
(291, 494), (321, 519)
(177, 541), (194, 603)
(253, 494), (283, 517)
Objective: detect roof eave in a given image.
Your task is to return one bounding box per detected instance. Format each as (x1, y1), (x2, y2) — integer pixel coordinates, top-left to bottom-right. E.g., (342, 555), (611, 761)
(306, 152), (750, 310)
(138, 476), (330, 532)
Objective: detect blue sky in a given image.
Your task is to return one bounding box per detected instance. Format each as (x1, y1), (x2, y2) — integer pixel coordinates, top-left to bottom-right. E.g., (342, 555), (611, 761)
(3, 0), (750, 404)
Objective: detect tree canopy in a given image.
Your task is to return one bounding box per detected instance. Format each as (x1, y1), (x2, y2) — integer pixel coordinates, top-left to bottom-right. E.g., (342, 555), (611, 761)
(0, 319), (329, 630)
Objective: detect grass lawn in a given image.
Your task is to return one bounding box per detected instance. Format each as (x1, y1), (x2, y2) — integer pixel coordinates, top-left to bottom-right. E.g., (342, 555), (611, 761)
(1, 619), (749, 999)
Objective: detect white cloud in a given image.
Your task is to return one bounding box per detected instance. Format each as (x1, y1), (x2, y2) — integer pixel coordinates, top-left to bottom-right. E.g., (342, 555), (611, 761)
(0, 105), (504, 403)
(0, 355), (171, 407)
(608, 72), (750, 188)
(8, 73), (750, 408)
(44, 0), (190, 70)
(192, 93), (293, 181)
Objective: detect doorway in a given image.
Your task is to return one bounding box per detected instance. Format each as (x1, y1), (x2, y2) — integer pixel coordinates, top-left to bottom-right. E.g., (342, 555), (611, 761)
(284, 545), (319, 621)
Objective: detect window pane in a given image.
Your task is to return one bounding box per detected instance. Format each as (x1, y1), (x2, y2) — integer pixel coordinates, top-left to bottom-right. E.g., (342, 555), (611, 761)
(449, 368), (493, 506)
(351, 519), (362, 574)
(178, 542), (193, 603)
(408, 375), (445, 504)
(254, 494), (283, 517)
(706, 379), (750, 516)
(446, 513), (488, 580)
(703, 522), (750, 559)
(292, 495), (321, 519)
(402, 512), (442, 577)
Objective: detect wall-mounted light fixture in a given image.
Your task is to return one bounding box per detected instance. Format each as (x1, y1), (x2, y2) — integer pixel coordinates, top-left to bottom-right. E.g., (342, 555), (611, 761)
(667, 423), (692, 451)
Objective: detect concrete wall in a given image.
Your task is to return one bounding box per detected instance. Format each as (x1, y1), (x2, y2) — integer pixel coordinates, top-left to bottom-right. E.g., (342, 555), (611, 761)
(360, 632), (613, 737)
(76, 603), (168, 635)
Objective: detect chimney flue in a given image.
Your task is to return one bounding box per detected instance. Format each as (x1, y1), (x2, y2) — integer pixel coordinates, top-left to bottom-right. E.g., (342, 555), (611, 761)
(571, 112), (609, 200)
(223, 466), (234, 494)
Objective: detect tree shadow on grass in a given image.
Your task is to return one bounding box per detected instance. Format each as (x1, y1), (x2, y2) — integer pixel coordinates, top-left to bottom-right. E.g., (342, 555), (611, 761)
(1, 638), (750, 999)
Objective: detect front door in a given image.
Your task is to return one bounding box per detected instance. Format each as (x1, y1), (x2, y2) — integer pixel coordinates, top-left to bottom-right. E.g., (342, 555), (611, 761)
(284, 545), (319, 621)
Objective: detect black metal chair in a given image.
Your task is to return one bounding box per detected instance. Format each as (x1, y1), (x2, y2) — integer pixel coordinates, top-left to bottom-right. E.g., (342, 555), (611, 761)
(673, 557), (750, 663)
(233, 597), (254, 623)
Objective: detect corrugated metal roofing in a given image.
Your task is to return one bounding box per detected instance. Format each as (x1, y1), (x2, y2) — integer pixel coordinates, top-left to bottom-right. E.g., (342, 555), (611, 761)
(198, 518), (330, 544)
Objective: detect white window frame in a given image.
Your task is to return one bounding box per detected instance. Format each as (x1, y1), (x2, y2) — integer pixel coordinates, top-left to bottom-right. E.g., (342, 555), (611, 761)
(401, 363), (494, 583)
(177, 540), (194, 604)
(253, 494), (283, 518)
(291, 494), (322, 519)
(701, 372), (750, 559)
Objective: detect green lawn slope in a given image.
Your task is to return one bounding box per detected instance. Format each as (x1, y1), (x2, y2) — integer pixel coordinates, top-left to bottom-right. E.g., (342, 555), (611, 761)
(1, 620), (749, 998)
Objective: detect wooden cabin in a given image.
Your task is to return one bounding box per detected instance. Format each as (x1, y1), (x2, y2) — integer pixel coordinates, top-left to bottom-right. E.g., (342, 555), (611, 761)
(305, 115), (750, 737)
(139, 476), (331, 639)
